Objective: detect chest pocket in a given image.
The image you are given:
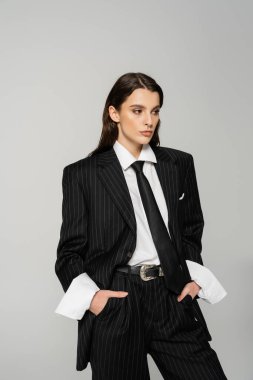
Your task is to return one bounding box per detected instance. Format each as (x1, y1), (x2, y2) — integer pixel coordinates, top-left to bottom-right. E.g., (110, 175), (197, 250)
(177, 191), (186, 230)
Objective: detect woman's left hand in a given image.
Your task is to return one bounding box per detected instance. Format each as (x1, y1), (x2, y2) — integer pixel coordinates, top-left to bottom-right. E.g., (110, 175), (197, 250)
(177, 281), (201, 302)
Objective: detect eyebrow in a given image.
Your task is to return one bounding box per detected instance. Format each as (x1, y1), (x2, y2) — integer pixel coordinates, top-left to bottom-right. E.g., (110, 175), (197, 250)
(129, 104), (160, 110)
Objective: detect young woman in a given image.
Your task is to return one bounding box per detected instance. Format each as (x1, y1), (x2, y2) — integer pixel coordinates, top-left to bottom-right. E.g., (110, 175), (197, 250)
(55, 72), (228, 379)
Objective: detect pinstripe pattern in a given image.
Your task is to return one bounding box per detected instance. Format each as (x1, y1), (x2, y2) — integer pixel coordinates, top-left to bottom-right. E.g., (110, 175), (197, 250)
(55, 145), (224, 375)
(90, 271), (227, 379)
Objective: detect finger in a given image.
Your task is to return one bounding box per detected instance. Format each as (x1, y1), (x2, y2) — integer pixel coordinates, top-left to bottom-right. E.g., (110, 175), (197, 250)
(107, 290), (128, 298)
(177, 286), (190, 302)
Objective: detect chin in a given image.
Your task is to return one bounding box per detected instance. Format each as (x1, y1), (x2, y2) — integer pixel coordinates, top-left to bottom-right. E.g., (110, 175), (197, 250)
(136, 138), (150, 145)
(140, 136), (152, 142)
(139, 133), (151, 139)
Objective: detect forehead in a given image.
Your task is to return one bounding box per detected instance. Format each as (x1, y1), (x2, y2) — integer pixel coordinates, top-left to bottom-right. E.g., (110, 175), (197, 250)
(123, 88), (160, 107)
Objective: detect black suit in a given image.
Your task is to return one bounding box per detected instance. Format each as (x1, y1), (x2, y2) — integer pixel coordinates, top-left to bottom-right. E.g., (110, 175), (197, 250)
(55, 145), (223, 376)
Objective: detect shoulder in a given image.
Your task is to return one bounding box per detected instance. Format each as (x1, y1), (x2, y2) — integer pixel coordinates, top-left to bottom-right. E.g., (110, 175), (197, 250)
(157, 145), (194, 165)
(61, 154), (96, 181)
(159, 145), (192, 158)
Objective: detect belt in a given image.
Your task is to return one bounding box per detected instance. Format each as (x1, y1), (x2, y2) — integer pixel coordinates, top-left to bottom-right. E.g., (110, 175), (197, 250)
(116, 264), (164, 281)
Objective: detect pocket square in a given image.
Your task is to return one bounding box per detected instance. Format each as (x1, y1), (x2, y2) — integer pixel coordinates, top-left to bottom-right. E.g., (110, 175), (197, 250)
(179, 192), (185, 200)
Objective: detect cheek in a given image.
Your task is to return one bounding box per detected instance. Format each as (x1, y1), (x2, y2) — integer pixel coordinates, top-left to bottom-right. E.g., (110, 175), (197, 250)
(127, 112), (138, 123)
(153, 115), (160, 125)
(122, 114), (140, 131)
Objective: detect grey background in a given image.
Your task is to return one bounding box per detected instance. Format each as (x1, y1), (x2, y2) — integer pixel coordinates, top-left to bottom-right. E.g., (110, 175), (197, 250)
(1, 1), (252, 379)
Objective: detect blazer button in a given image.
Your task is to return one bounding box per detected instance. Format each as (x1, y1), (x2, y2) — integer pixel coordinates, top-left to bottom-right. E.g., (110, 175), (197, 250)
(127, 251), (132, 258)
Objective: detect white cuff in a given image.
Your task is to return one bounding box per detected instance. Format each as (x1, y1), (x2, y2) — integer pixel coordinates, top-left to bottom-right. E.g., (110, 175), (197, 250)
(54, 273), (100, 320)
(186, 260), (227, 304)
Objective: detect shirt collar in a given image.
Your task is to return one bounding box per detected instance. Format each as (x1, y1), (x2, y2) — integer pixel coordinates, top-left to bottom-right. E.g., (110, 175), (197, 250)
(113, 139), (157, 170)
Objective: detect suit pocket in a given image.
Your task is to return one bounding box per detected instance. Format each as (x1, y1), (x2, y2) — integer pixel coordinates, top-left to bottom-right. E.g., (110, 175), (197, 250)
(180, 294), (193, 308)
(177, 195), (185, 229)
(178, 192), (185, 200)
(96, 297), (113, 319)
(178, 193), (186, 207)
(96, 297), (122, 320)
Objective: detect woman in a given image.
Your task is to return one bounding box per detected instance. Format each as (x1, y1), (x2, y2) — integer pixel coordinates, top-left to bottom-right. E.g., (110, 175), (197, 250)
(55, 72), (228, 379)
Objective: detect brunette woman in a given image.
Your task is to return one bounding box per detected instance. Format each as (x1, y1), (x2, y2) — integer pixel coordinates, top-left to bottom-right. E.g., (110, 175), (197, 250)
(55, 72), (227, 379)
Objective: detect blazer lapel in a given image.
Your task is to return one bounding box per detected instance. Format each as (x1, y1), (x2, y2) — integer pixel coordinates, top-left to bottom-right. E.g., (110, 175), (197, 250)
(96, 145), (179, 237)
(97, 147), (137, 235)
(152, 146), (179, 230)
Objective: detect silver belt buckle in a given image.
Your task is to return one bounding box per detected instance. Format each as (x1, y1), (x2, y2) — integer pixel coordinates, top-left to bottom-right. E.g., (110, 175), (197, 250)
(140, 264), (157, 281)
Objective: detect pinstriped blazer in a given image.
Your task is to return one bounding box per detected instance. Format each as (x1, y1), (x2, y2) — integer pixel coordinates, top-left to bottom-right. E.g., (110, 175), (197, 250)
(55, 144), (212, 371)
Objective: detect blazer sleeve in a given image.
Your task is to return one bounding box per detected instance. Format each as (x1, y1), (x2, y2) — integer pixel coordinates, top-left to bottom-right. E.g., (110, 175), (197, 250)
(55, 164), (89, 293)
(181, 154), (204, 266)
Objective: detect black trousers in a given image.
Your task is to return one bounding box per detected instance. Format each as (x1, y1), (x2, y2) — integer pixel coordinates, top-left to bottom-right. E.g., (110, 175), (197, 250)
(89, 269), (227, 380)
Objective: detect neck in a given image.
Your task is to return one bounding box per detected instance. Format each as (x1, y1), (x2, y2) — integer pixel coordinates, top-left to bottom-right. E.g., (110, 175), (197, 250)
(116, 139), (143, 159)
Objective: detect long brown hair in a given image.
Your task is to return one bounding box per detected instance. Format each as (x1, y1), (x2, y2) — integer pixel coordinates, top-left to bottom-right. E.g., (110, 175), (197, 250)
(88, 72), (164, 157)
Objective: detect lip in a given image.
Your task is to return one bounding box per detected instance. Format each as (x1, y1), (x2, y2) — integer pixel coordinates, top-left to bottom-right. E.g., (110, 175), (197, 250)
(140, 131), (153, 136)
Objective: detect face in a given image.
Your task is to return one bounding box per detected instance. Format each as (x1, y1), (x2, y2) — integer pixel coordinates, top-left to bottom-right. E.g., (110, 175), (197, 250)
(109, 88), (160, 157)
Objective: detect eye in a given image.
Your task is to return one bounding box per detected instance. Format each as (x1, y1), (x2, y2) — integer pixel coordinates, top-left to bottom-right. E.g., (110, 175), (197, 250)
(133, 109), (160, 115)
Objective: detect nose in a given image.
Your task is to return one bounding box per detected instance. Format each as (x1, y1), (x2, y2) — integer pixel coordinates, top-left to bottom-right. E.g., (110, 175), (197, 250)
(144, 112), (153, 127)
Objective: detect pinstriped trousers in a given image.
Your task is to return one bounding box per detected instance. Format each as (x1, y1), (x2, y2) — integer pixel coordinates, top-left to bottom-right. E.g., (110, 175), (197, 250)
(89, 270), (227, 380)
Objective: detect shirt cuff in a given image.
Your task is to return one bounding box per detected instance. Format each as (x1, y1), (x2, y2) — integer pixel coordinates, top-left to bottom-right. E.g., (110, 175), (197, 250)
(186, 260), (227, 304)
(54, 273), (100, 320)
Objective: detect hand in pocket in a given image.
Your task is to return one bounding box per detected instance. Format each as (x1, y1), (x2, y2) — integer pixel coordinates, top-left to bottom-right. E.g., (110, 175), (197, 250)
(177, 281), (201, 305)
(89, 289), (128, 316)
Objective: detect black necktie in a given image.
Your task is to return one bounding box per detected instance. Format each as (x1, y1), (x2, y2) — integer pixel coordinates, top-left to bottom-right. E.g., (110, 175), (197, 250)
(131, 160), (188, 295)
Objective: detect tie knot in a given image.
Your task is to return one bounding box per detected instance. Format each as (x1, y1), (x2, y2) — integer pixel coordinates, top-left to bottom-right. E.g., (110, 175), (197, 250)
(131, 160), (144, 173)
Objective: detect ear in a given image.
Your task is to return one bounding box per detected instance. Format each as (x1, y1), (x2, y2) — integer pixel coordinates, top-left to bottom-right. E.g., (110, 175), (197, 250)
(108, 105), (120, 123)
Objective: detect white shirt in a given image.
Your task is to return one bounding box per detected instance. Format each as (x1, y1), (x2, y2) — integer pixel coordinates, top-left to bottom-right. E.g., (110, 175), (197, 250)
(55, 140), (227, 320)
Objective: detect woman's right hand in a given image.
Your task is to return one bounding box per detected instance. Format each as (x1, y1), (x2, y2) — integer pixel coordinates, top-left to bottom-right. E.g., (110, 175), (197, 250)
(89, 289), (128, 316)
